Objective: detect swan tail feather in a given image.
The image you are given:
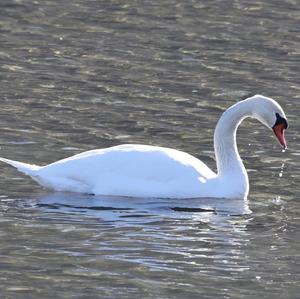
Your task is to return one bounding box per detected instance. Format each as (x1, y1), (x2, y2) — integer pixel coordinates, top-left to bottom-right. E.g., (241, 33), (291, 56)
(0, 157), (41, 176)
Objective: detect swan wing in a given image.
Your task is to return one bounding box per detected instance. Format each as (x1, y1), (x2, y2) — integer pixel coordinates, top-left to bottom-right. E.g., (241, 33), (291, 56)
(35, 144), (216, 197)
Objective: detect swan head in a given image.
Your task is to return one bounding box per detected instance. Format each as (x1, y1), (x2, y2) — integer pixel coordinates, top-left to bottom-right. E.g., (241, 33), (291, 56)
(249, 95), (288, 149)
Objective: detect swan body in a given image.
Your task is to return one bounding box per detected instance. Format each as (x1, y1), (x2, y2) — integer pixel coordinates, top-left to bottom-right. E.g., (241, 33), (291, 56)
(0, 95), (288, 199)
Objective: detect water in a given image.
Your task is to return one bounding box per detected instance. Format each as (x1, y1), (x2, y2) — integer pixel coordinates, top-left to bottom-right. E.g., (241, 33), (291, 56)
(0, 0), (299, 298)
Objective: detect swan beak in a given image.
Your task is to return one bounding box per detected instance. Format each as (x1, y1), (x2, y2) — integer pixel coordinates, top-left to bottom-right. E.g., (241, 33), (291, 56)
(273, 123), (287, 149)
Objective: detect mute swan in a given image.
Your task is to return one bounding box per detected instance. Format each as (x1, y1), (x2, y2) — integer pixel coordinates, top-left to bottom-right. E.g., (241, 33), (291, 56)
(0, 95), (288, 199)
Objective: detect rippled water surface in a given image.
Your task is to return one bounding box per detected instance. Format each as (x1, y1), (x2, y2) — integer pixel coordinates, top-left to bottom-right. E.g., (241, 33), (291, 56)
(0, 0), (299, 298)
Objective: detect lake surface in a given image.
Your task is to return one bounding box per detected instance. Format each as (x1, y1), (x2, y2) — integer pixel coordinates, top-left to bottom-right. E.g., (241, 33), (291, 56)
(0, 0), (299, 298)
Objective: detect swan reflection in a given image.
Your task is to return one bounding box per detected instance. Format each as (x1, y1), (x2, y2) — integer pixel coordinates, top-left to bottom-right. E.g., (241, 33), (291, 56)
(33, 192), (251, 225)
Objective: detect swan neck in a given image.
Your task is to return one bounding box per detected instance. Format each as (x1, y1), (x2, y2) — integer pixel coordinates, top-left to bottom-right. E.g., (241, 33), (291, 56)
(214, 101), (252, 177)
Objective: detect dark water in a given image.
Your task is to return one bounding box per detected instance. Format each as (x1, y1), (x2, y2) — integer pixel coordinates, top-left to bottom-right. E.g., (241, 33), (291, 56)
(0, 0), (299, 298)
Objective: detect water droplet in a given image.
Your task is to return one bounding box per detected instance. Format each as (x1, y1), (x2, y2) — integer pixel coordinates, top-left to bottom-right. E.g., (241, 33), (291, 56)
(279, 163), (285, 177)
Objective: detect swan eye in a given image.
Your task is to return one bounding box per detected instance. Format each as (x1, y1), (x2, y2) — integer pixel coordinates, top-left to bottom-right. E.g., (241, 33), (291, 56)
(273, 113), (288, 129)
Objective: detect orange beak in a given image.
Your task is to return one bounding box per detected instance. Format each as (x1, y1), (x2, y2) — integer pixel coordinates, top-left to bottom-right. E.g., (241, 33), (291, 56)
(273, 123), (287, 149)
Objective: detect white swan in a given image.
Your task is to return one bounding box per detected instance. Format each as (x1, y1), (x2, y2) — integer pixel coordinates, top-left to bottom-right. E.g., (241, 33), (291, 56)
(0, 95), (288, 199)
